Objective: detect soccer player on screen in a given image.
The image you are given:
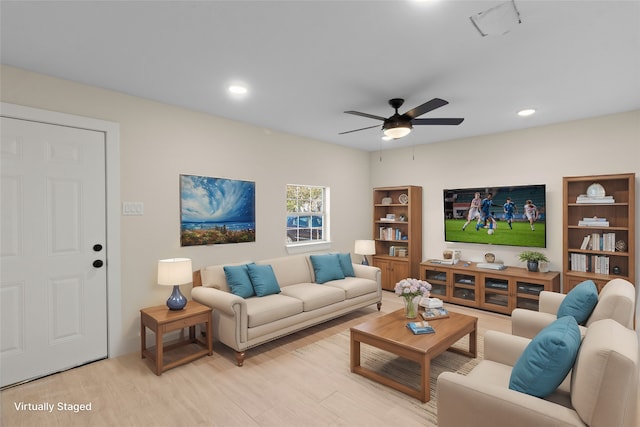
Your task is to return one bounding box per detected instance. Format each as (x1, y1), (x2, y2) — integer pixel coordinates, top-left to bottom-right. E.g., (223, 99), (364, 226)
(462, 192), (481, 231)
(476, 193), (496, 231)
(524, 199), (538, 231)
(503, 197), (517, 229)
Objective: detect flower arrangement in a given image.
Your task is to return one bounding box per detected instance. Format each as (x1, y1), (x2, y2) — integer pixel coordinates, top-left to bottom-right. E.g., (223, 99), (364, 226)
(395, 278), (432, 318)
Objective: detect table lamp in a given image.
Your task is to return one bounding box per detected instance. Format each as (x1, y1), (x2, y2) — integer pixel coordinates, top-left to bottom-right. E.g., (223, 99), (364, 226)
(157, 258), (192, 310)
(354, 240), (375, 265)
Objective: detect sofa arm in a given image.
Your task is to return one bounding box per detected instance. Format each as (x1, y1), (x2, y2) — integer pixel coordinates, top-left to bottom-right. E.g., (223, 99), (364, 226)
(539, 290), (565, 315)
(484, 330), (530, 366)
(437, 372), (585, 427)
(511, 309), (558, 339)
(191, 286), (246, 316)
(352, 264), (381, 283)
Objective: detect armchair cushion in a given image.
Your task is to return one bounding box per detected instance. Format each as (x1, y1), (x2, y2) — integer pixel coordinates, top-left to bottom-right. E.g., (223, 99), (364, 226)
(509, 316), (581, 397)
(556, 280), (598, 324)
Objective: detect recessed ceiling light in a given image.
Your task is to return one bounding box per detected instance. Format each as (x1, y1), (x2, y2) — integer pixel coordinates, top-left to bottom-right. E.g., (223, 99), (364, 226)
(517, 108), (536, 117)
(228, 84), (248, 95)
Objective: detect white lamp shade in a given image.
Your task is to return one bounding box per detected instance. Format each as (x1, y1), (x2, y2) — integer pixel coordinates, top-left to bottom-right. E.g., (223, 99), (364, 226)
(354, 240), (376, 256)
(157, 258), (193, 286)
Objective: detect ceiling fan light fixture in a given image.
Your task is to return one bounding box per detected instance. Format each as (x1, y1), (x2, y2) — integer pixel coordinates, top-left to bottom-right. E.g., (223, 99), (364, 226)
(383, 117), (413, 139)
(383, 126), (412, 139)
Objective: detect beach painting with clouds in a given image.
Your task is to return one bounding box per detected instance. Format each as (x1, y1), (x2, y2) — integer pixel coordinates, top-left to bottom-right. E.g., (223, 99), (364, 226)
(180, 174), (255, 246)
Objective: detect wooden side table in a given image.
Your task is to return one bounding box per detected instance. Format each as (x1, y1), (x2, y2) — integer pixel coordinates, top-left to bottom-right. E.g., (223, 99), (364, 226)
(140, 300), (213, 375)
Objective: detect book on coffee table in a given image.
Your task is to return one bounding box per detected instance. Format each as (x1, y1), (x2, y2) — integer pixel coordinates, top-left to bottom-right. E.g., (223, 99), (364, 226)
(406, 321), (435, 335)
(421, 307), (449, 320)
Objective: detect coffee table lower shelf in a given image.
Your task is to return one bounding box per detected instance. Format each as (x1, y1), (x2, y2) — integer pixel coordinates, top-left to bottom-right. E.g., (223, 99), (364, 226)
(350, 309), (477, 402)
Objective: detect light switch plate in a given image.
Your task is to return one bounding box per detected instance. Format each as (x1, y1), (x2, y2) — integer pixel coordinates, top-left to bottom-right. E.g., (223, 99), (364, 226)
(122, 201), (144, 215)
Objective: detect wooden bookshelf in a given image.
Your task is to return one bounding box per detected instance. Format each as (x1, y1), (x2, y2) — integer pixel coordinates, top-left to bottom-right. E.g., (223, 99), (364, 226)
(372, 186), (422, 291)
(563, 173), (635, 292)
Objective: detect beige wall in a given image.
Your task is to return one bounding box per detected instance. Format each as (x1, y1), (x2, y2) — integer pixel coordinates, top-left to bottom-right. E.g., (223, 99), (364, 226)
(1, 65), (372, 355)
(2, 64), (639, 356)
(370, 110), (640, 289)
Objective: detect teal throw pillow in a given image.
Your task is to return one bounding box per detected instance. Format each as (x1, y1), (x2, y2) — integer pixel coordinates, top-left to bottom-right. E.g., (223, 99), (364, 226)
(337, 253), (356, 277)
(224, 264), (255, 298)
(247, 264), (280, 297)
(557, 279), (598, 324)
(509, 316), (581, 397)
(310, 254), (345, 284)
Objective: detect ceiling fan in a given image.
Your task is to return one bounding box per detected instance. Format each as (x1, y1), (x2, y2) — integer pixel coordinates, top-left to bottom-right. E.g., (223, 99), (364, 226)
(340, 98), (464, 139)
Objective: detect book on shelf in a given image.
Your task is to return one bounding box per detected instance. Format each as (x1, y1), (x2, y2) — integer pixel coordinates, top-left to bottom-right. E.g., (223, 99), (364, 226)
(576, 195), (615, 204)
(421, 307), (449, 320)
(580, 235), (591, 250)
(406, 321), (435, 335)
(582, 232), (616, 251)
(570, 253), (610, 274)
(578, 217), (609, 227)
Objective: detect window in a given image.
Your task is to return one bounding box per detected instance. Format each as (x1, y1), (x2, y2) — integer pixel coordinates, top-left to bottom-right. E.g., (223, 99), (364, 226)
(286, 184), (327, 244)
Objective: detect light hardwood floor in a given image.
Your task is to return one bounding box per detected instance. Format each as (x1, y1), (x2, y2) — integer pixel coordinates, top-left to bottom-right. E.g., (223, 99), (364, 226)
(1, 291), (636, 426)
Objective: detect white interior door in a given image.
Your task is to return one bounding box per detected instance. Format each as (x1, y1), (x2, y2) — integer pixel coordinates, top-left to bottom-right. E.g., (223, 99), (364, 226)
(1, 117), (108, 387)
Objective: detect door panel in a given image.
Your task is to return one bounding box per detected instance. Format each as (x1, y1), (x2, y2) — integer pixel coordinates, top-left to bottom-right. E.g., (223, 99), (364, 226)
(0, 117), (108, 387)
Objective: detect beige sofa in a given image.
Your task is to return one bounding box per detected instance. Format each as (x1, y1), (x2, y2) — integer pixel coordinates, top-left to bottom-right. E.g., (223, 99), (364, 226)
(437, 318), (638, 427)
(512, 278), (635, 339)
(192, 254), (381, 366)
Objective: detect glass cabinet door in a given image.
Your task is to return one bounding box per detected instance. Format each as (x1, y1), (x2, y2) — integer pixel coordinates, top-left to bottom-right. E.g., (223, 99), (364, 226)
(452, 273), (476, 305)
(423, 268), (448, 297)
(482, 275), (510, 313)
(516, 281), (545, 311)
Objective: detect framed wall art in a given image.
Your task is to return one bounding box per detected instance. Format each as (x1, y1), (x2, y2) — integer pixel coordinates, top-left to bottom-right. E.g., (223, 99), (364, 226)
(180, 174), (255, 246)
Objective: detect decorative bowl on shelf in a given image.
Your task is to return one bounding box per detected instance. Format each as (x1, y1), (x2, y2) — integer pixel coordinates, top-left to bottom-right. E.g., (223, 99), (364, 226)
(586, 183), (606, 198)
(398, 193), (409, 204)
(381, 197), (392, 205)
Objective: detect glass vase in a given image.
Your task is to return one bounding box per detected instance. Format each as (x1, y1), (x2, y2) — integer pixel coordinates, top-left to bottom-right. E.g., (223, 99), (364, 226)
(403, 296), (419, 319)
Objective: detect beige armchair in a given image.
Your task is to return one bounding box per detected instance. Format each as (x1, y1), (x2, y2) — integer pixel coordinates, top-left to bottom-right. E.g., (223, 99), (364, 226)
(437, 319), (638, 427)
(512, 278), (635, 339)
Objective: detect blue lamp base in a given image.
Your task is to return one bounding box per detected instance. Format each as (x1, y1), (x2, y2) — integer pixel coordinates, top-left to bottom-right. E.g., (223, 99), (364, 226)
(166, 285), (187, 310)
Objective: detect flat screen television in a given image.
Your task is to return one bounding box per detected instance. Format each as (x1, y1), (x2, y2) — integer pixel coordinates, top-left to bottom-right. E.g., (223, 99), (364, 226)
(443, 184), (546, 248)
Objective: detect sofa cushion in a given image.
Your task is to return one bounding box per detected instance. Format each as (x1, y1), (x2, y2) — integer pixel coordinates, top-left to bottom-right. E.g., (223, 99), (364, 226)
(280, 283), (345, 311)
(324, 276), (378, 299)
(246, 294), (303, 328)
(247, 264), (281, 297)
(223, 263), (255, 298)
(310, 254), (345, 284)
(336, 253), (356, 277)
(557, 280), (598, 324)
(509, 316), (581, 398)
(255, 255), (312, 287)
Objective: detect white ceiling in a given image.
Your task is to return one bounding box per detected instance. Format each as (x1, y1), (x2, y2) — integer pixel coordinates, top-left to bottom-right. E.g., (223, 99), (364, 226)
(2, 1), (639, 151)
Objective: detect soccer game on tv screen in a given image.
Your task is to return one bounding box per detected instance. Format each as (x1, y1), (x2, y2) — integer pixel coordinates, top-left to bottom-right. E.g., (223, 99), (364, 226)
(443, 184), (546, 248)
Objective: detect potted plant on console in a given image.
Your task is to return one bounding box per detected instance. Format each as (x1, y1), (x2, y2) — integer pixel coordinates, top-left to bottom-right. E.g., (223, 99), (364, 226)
(518, 251), (549, 272)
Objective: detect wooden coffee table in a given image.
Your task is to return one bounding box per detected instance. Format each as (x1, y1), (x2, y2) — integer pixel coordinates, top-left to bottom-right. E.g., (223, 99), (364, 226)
(350, 309), (477, 402)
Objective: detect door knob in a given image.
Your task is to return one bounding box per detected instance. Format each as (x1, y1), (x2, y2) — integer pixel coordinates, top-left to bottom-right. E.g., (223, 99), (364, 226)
(93, 260), (104, 268)
(93, 244), (103, 252)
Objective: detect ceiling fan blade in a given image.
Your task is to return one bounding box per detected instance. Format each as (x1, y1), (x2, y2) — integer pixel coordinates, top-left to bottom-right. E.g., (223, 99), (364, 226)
(344, 111), (387, 121)
(338, 124), (381, 135)
(412, 118), (464, 126)
(404, 98), (449, 119)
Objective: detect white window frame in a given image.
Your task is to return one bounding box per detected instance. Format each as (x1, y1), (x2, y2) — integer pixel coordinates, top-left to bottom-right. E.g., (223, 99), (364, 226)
(285, 184), (331, 253)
